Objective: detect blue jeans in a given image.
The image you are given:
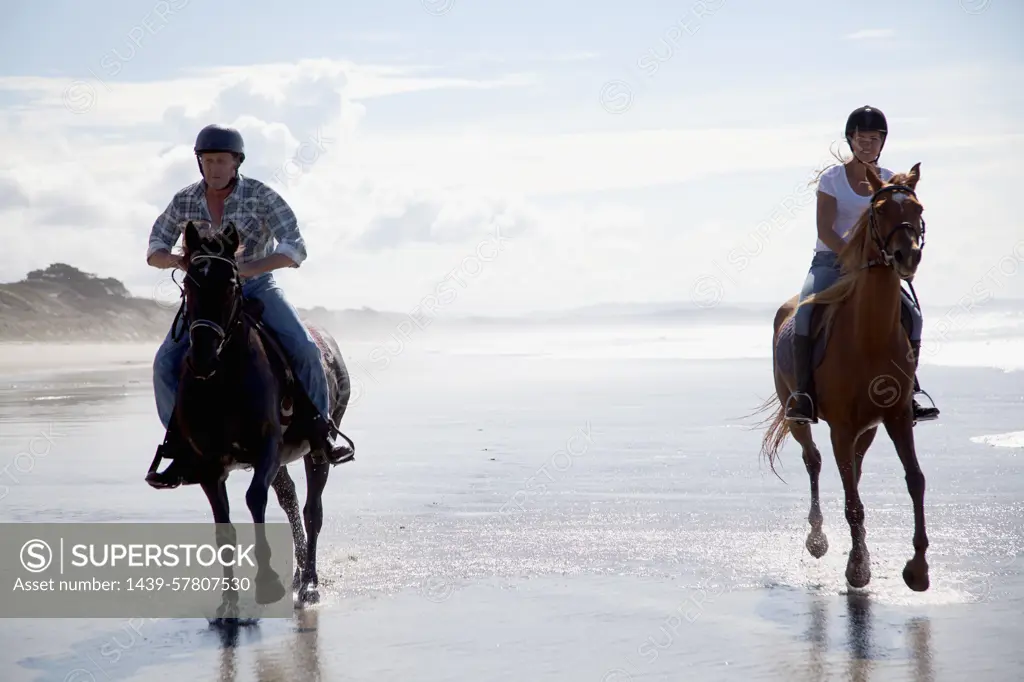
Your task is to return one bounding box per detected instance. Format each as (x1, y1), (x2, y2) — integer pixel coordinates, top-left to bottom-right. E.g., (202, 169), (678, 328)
(152, 272), (329, 430)
(794, 251), (922, 341)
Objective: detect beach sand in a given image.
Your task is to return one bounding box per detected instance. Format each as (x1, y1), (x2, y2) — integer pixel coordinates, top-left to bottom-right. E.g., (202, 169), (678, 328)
(0, 343), (158, 379)
(0, 329), (1021, 681)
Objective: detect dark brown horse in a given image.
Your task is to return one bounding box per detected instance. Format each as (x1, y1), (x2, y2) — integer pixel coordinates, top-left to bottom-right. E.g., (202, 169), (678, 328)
(759, 163), (930, 592)
(158, 221), (354, 621)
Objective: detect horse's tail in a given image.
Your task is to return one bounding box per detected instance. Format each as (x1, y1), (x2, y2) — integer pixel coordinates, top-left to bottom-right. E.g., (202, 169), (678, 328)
(753, 391), (790, 480)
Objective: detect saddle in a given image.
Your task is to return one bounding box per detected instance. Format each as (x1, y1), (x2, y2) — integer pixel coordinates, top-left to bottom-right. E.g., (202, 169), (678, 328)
(240, 297), (311, 441)
(775, 294), (915, 375)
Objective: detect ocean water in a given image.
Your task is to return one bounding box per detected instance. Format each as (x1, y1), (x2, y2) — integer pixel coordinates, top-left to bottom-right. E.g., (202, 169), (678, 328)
(0, 316), (1021, 681)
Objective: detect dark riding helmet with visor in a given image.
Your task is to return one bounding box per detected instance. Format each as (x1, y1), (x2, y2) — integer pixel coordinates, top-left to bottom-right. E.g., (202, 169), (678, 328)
(194, 124), (245, 176)
(845, 105), (887, 162)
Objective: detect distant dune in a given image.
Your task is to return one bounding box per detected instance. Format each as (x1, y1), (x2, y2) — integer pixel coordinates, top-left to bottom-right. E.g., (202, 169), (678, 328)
(0, 263), (416, 343)
(0, 263), (770, 344)
(2, 263), (1021, 343)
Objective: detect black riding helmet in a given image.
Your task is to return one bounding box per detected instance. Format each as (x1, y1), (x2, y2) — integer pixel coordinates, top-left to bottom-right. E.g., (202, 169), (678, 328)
(194, 124), (245, 176)
(845, 105), (887, 160)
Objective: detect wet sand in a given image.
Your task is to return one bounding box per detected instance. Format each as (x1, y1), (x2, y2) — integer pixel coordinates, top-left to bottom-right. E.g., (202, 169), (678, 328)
(1, 336), (1021, 681)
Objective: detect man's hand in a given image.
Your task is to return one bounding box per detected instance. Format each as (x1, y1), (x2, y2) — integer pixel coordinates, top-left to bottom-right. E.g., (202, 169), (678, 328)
(237, 262), (258, 279)
(148, 249), (184, 270)
(238, 253), (298, 279)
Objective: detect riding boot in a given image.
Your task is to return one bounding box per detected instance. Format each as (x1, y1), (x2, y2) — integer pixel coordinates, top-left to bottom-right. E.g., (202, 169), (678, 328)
(785, 334), (818, 424)
(908, 340), (940, 423)
(308, 411), (355, 466)
(145, 421), (199, 489)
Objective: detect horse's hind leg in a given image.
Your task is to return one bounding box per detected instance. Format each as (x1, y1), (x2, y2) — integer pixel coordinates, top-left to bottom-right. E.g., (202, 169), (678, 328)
(297, 456), (331, 605)
(791, 423), (828, 559)
(271, 466), (307, 593)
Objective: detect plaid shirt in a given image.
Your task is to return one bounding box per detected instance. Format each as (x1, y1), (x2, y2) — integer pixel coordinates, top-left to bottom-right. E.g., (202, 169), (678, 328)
(146, 174), (307, 271)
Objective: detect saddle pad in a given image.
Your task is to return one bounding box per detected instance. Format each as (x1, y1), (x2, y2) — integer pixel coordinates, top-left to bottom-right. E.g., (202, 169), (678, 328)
(775, 314), (829, 375)
(306, 324), (331, 367)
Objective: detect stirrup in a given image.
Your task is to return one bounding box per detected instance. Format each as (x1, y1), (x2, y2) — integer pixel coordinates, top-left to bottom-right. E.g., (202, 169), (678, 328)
(146, 450), (183, 489)
(323, 442), (355, 466)
(784, 392), (818, 424)
(308, 414), (356, 466)
(145, 468), (183, 490)
(912, 388), (940, 424)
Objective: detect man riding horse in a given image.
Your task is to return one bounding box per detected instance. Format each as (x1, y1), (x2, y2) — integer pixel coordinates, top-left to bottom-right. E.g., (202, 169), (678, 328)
(144, 124), (354, 489)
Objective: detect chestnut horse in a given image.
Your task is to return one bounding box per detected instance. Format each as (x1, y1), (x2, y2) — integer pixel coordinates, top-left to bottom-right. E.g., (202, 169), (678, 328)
(759, 163), (930, 592)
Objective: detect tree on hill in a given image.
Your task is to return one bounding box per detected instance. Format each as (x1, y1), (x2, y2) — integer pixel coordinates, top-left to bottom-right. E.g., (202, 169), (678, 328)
(24, 263), (130, 298)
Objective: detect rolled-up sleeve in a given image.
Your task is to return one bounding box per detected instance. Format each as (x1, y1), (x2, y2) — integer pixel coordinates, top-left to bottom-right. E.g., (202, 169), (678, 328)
(147, 196), (182, 261)
(262, 186), (307, 266)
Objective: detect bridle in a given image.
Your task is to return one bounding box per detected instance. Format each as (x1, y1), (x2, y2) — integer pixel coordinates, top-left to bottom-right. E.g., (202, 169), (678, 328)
(170, 254), (244, 377)
(865, 183), (926, 270)
(863, 182), (927, 310)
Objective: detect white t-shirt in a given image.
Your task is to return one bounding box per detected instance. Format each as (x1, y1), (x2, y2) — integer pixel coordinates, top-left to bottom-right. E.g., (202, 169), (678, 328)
(814, 163), (894, 252)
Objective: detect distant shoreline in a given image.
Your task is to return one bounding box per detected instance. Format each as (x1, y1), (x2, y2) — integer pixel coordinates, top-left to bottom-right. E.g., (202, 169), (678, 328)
(0, 342), (157, 380)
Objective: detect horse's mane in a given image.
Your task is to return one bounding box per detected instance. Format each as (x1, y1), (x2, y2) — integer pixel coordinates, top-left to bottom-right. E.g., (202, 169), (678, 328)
(796, 169), (916, 335)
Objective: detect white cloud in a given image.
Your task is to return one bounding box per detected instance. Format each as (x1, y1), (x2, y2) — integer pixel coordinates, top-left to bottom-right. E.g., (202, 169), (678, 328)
(0, 57), (1021, 316)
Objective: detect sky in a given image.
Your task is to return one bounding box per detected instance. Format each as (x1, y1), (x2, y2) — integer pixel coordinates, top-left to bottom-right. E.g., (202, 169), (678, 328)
(0, 0), (1022, 316)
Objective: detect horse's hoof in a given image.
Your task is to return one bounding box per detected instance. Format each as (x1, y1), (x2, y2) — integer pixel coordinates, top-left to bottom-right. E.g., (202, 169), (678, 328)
(846, 554), (871, 588)
(209, 616), (258, 628)
(805, 531), (829, 559)
(209, 616), (239, 629)
(297, 584), (321, 605)
(256, 573), (287, 605)
(903, 558), (930, 592)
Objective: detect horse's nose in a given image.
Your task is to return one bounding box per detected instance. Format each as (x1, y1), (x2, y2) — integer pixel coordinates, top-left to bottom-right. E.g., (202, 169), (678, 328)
(894, 246), (921, 270)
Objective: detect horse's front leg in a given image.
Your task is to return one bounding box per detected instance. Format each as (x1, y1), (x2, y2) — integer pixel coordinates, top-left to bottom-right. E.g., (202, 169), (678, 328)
(200, 477), (242, 622)
(246, 435), (287, 605)
(884, 414), (930, 591)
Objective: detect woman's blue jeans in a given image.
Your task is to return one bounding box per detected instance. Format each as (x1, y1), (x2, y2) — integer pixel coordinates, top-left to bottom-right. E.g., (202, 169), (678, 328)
(794, 251), (923, 342)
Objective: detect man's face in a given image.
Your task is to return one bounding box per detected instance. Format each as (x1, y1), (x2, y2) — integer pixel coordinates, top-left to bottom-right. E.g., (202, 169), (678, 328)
(200, 152), (238, 189)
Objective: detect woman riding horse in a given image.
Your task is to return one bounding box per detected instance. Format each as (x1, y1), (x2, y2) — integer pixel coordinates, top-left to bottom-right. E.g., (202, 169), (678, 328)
(785, 105), (940, 425)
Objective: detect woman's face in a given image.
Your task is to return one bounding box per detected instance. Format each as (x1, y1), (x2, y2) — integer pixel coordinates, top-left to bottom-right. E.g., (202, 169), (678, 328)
(850, 130), (884, 163)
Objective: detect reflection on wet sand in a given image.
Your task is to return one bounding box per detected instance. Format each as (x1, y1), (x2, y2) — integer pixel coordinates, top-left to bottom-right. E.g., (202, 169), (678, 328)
(842, 592), (933, 682)
(845, 591), (874, 682)
(906, 617), (935, 682)
(216, 609), (324, 682)
(802, 592), (828, 682)
(794, 591), (935, 682)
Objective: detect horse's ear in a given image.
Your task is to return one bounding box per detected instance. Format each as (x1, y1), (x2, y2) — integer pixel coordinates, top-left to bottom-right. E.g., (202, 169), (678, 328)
(906, 162), (921, 190)
(184, 221), (201, 255)
(864, 164), (885, 192)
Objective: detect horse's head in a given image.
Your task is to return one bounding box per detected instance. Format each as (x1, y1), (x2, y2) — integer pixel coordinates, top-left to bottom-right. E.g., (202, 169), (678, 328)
(863, 162), (925, 280)
(181, 221), (243, 379)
